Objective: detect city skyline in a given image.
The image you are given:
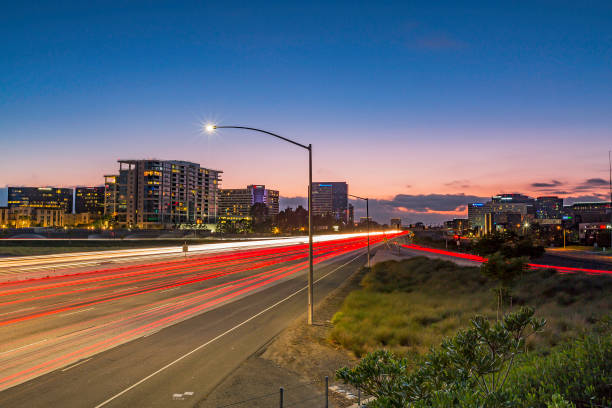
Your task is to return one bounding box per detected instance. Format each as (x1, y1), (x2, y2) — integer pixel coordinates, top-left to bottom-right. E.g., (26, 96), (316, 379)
(2, 1), (611, 223)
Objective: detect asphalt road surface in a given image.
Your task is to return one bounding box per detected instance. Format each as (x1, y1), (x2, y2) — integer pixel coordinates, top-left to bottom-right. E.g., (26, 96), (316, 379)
(0, 233), (402, 407)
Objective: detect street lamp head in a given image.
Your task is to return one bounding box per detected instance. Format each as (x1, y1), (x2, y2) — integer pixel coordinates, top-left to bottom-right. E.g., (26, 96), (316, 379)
(204, 124), (216, 133)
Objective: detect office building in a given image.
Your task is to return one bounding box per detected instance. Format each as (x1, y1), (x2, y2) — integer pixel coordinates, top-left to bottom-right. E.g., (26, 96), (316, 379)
(0, 207), (64, 228)
(569, 202), (611, 223)
(491, 193), (534, 204)
(444, 218), (470, 233)
(311, 182), (348, 223)
(75, 186), (105, 215)
(469, 193), (537, 234)
(218, 185), (280, 221)
(0, 187), (73, 213)
(104, 159), (222, 228)
(535, 196), (563, 219)
(490, 194), (535, 218)
(0, 208), (8, 227)
(468, 202), (490, 231)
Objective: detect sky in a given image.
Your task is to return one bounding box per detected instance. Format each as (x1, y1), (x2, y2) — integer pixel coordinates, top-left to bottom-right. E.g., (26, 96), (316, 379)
(1, 1), (611, 223)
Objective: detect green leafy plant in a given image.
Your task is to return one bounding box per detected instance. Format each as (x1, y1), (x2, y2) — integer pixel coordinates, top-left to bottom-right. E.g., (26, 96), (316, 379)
(337, 307), (545, 407)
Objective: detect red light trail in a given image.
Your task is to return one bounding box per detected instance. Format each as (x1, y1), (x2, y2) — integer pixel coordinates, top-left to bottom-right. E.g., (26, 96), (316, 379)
(401, 244), (612, 274)
(0, 232), (405, 391)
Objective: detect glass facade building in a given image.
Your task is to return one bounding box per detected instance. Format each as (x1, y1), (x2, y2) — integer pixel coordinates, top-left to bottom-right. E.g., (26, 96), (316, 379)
(75, 186), (105, 215)
(0, 187), (73, 213)
(311, 182), (348, 223)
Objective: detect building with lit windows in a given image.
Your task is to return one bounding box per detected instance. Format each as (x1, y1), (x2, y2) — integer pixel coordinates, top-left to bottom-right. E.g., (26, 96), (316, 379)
(468, 202), (490, 231)
(0, 208), (8, 227)
(0, 207), (64, 228)
(535, 196), (564, 219)
(469, 194), (539, 234)
(569, 202), (611, 223)
(218, 185), (280, 221)
(75, 186), (105, 215)
(104, 159), (222, 228)
(0, 187), (73, 213)
(311, 182), (348, 223)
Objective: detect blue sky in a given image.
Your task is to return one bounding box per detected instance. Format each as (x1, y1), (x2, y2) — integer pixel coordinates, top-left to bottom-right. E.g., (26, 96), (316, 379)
(1, 1), (611, 223)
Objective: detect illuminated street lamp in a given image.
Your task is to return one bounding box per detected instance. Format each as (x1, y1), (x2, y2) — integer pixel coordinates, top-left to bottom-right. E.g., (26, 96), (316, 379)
(205, 124), (316, 325)
(348, 194), (370, 268)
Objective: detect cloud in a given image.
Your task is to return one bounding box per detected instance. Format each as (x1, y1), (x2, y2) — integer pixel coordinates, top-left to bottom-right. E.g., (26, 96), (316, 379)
(573, 178), (610, 192)
(375, 194), (488, 213)
(354, 193), (488, 225)
(280, 193), (487, 225)
(531, 180), (563, 188)
(444, 179), (472, 188)
(584, 178), (608, 186)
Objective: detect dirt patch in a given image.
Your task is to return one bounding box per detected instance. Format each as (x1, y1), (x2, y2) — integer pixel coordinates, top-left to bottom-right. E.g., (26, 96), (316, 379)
(198, 264), (368, 407)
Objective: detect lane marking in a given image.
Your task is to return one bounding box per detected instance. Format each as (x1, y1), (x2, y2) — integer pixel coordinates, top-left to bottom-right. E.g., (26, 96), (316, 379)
(0, 338), (48, 356)
(93, 252), (364, 408)
(0, 306), (34, 317)
(112, 286), (137, 293)
(61, 358), (92, 372)
(61, 307), (94, 317)
(160, 288), (178, 293)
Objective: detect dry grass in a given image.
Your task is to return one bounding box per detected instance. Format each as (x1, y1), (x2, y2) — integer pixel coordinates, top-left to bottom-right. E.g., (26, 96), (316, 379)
(329, 257), (612, 357)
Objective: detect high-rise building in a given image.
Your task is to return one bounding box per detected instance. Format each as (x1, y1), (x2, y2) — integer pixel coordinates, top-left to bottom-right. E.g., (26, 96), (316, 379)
(103, 175), (121, 223)
(104, 159), (222, 228)
(0, 187), (73, 213)
(468, 202), (490, 231)
(535, 196), (563, 219)
(469, 193), (537, 234)
(75, 186), (105, 215)
(218, 185), (279, 221)
(311, 182), (348, 223)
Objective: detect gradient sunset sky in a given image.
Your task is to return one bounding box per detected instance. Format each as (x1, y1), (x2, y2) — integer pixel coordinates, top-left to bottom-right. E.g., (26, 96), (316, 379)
(1, 1), (611, 223)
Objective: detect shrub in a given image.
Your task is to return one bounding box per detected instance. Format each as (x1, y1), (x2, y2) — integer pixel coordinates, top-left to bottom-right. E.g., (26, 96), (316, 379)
(507, 324), (612, 407)
(337, 307), (545, 407)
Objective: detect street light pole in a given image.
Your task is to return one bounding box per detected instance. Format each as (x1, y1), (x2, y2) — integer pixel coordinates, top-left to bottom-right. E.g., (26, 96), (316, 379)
(308, 144), (314, 324)
(206, 125), (315, 325)
(348, 194), (370, 268)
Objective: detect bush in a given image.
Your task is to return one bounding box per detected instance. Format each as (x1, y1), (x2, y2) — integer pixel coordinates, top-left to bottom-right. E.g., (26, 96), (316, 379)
(507, 324), (612, 407)
(473, 232), (545, 259)
(337, 308), (546, 407)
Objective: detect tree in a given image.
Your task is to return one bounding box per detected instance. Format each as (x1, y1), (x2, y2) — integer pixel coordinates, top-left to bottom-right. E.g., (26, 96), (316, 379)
(481, 253), (527, 318)
(250, 203), (270, 233)
(474, 232), (544, 260)
(277, 205), (308, 233)
(337, 307), (546, 407)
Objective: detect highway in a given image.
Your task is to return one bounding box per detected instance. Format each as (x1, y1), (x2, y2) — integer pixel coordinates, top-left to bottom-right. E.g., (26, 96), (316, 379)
(0, 232), (395, 282)
(0, 232), (402, 407)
